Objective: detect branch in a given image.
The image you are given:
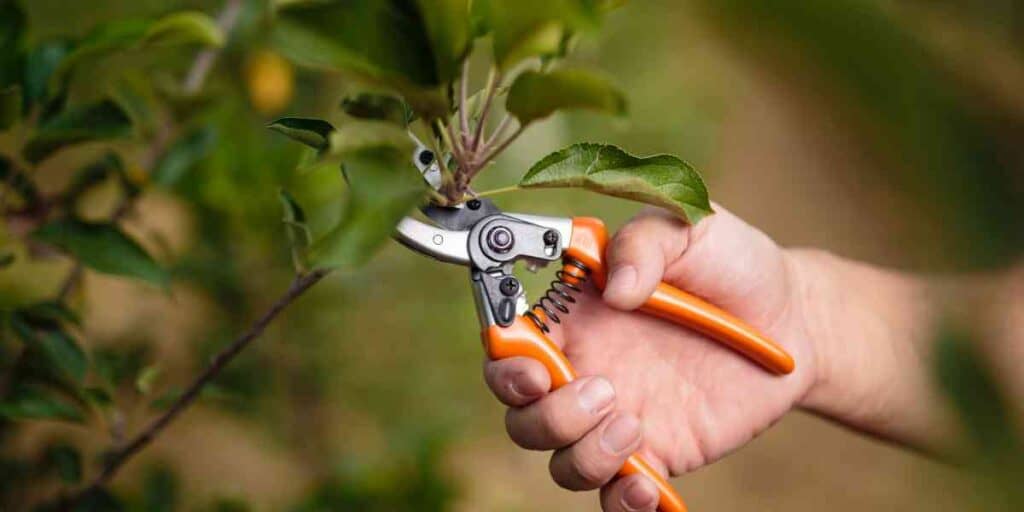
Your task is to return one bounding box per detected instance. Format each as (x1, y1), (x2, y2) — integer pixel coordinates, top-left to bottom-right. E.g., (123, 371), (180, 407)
(470, 68), (499, 151)
(62, 269), (330, 509)
(182, 0), (243, 94)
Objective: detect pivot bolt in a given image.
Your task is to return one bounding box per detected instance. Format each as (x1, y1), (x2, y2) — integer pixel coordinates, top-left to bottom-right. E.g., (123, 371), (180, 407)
(417, 149), (435, 166)
(543, 230), (559, 246)
(487, 226), (514, 253)
(499, 277), (520, 296)
(467, 199), (481, 210)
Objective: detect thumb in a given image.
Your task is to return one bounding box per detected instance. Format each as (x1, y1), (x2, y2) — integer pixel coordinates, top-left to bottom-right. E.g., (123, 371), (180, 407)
(602, 209), (690, 311)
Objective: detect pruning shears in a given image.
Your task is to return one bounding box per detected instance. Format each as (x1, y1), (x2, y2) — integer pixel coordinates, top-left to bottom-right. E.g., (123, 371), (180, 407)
(396, 146), (795, 512)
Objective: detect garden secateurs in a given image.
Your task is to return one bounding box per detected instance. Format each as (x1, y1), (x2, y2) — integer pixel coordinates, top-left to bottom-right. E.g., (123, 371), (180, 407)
(396, 146), (795, 512)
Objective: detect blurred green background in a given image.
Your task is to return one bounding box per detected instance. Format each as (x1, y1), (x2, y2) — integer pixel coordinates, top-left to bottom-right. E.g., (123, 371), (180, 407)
(2, 0), (1022, 510)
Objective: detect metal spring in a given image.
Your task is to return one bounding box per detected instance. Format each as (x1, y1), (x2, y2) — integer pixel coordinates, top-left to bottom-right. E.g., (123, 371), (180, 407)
(525, 259), (591, 333)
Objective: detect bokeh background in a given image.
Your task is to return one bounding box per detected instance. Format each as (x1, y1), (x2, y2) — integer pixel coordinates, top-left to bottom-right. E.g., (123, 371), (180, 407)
(2, 0), (1023, 510)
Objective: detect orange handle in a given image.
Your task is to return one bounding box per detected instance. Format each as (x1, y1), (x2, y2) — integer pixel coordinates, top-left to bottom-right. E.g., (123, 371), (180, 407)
(484, 317), (688, 512)
(566, 217), (795, 375)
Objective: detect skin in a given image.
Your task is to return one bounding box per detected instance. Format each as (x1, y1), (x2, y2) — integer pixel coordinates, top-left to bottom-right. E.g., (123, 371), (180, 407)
(482, 204), (975, 512)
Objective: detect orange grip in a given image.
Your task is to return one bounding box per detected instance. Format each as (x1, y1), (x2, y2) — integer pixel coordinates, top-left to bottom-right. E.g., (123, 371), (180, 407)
(642, 283), (794, 374)
(567, 217), (795, 375)
(484, 317), (688, 512)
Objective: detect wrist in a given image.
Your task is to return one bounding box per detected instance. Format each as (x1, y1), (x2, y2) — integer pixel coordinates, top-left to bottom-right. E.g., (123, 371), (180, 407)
(785, 248), (953, 450)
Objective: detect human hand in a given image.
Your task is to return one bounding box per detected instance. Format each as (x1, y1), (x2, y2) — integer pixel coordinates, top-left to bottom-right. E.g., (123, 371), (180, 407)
(483, 205), (820, 511)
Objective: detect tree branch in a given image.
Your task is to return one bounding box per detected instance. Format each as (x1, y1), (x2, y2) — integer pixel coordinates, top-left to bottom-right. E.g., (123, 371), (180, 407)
(182, 0), (243, 94)
(61, 269), (330, 509)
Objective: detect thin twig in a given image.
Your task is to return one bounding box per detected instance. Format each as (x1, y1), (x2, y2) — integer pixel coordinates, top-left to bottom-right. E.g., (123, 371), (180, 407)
(479, 114), (512, 154)
(458, 60), (470, 141)
(474, 184), (522, 198)
(182, 0), (243, 94)
(62, 269), (330, 509)
(470, 68), (499, 151)
(473, 126), (524, 177)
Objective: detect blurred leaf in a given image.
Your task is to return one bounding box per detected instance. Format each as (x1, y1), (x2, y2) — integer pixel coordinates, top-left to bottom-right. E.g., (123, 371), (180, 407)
(0, 251), (14, 268)
(109, 75), (160, 137)
(506, 68), (625, 125)
(151, 127), (218, 187)
(268, 117), (334, 151)
(0, 386), (84, 422)
(326, 120), (413, 159)
(520, 143), (712, 223)
(44, 443), (82, 484)
(83, 386), (112, 408)
(0, 0), (25, 87)
(143, 465), (179, 512)
(135, 365), (161, 395)
(476, 0), (595, 70)
(414, 0), (471, 83)
(273, 0), (447, 118)
(32, 219), (169, 286)
(341, 92), (412, 126)
(92, 345), (148, 389)
(22, 100), (133, 164)
(279, 189), (311, 273)
(10, 316), (87, 383)
(19, 301), (79, 326)
(64, 152), (127, 204)
(309, 148), (426, 269)
(0, 84), (20, 129)
(141, 11), (225, 48)
(0, 154), (40, 207)
(71, 487), (124, 512)
(55, 11), (224, 86)
(22, 39), (72, 110)
(936, 330), (1022, 460)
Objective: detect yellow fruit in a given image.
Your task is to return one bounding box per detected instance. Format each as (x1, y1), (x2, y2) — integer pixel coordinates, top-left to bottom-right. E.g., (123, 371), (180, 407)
(246, 50), (294, 115)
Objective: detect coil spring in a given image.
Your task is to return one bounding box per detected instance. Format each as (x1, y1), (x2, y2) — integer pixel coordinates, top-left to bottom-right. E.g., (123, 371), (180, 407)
(524, 258), (592, 333)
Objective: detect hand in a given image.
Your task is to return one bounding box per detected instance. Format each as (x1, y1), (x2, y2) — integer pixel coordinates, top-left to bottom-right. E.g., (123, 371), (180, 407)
(483, 205), (821, 511)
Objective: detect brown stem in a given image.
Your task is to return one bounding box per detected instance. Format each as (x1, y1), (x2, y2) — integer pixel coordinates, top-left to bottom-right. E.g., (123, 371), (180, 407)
(472, 126), (524, 178)
(182, 0), (243, 94)
(61, 269), (330, 509)
(458, 60), (470, 140)
(470, 69), (499, 151)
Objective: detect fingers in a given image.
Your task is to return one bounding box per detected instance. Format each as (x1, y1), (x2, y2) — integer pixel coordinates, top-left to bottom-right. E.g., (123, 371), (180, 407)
(548, 412), (642, 490)
(483, 357), (551, 407)
(505, 376), (616, 450)
(600, 473), (661, 512)
(603, 209), (689, 311)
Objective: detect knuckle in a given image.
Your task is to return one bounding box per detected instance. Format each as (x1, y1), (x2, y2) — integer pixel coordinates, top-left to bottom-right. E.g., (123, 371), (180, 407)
(569, 451), (609, 488)
(538, 404), (574, 444)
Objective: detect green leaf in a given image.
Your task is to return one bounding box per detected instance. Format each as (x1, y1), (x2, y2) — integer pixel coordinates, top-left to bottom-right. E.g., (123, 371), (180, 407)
(0, 84), (20, 129)
(279, 189), (311, 273)
(506, 68), (626, 125)
(32, 219), (169, 286)
(273, 0), (447, 118)
(520, 143), (712, 223)
(936, 329), (1022, 460)
(308, 148), (426, 269)
(92, 345), (148, 389)
(135, 364), (161, 395)
(45, 444), (83, 484)
(140, 11), (225, 48)
(19, 301), (80, 326)
(340, 92), (412, 126)
(143, 465), (180, 512)
(109, 74), (160, 136)
(268, 117), (335, 151)
(0, 386), (84, 422)
(64, 152), (127, 203)
(11, 317), (88, 383)
(151, 127), (217, 186)
(414, 0), (471, 83)
(326, 120), (413, 159)
(0, 154), (40, 206)
(23, 39), (72, 110)
(476, 0), (595, 70)
(22, 100), (133, 164)
(0, 0), (26, 88)
(54, 11), (224, 86)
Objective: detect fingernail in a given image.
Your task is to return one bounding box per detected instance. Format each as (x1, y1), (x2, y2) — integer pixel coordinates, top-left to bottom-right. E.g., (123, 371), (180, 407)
(622, 477), (658, 511)
(510, 372), (543, 399)
(600, 415), (641, 454)
(577, 377), (615, 414)
(605, 266), (637, 298)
